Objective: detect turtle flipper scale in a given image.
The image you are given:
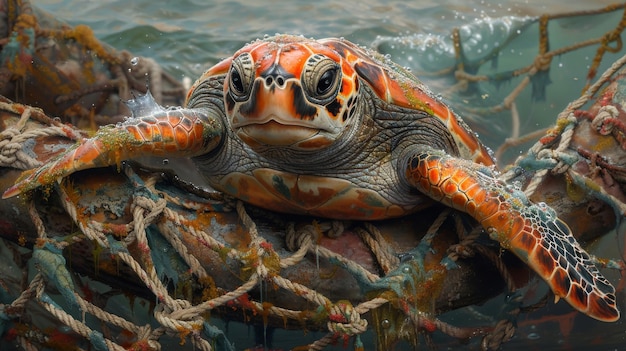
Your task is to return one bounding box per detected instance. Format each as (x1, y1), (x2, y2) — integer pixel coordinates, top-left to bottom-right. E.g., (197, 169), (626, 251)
(404, 148), (620, 322)
(3, 109), (222, 199)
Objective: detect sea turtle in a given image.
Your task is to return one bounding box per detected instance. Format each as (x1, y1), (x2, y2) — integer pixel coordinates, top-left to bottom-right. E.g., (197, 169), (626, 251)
(3, 34), (619, 322)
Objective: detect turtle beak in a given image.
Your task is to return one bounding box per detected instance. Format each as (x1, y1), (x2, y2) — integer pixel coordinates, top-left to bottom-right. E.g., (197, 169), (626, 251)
(230, 78), (341, 149)
(232, 78), (320, 126)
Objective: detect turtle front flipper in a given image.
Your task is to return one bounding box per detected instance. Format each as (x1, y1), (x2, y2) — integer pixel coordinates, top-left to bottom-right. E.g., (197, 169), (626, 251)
(3, 107), (223, 199)
(403, 147), (620, 322)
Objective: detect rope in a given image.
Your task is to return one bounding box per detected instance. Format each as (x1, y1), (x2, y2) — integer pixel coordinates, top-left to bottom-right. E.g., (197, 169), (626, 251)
(0, 104), (67, 170)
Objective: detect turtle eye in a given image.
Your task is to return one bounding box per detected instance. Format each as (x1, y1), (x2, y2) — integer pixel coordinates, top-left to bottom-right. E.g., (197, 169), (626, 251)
(228, 52), (254, 102)
(231, 70), (244, 93)
(302, 54), (341, 105)
(316, 69), (336, 96)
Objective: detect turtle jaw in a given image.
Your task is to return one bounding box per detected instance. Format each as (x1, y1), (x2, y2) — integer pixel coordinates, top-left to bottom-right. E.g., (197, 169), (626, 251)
(234, 118), (338, 150)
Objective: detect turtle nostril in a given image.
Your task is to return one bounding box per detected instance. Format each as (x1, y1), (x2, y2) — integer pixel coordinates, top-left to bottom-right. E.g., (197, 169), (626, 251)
(264, 75), (286, 88)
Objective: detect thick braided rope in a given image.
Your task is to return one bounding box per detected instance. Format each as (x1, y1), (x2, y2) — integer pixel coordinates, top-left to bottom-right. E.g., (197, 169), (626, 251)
(518, 53), (626, 216)
(0, 106), (40, 169)
(356, 223), (399, 274)
(0, 101), (87, 170)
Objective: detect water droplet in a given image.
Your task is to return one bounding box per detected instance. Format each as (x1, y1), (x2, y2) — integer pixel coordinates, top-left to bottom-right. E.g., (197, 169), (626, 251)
(130, 57), (139, 66)
(527, 332), (540, 340)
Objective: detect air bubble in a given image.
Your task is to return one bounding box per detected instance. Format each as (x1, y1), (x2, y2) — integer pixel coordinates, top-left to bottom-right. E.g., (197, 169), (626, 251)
(130, 57), (139, 66)
(162, 159), (169, 165)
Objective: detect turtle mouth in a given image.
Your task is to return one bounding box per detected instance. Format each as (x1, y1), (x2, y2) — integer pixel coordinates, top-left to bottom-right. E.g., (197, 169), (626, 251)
(237, 120), (320, 146)
(233, 116), (337, 149)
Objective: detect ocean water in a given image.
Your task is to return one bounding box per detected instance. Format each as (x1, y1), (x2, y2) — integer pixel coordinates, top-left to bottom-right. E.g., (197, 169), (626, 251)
(27, 1), (626, 350)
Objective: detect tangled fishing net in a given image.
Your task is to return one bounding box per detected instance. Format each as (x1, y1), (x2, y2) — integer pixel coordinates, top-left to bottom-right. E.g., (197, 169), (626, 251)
(0, 1), (625, 350)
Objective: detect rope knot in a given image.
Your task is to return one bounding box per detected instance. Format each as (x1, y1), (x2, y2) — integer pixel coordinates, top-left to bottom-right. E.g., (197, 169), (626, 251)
(0, 108), (43, 169)
(154, 301), (205, 346)
(591, 105), (620, 135)
(132, 196), (167, 225)
(533, 54), (552, 72)
(327, 300), (368, 337)
(285, 223), (320, 252)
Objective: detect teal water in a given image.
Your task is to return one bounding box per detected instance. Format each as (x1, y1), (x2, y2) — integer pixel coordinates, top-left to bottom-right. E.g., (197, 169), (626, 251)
(30, 1), (626, 350)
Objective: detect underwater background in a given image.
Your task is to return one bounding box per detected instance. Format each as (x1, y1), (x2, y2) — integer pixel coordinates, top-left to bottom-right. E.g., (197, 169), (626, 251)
(27, 0), (626, 350)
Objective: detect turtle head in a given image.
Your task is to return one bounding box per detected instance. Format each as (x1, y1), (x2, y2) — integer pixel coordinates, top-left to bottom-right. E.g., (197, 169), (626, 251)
(224, 35), (360, 151)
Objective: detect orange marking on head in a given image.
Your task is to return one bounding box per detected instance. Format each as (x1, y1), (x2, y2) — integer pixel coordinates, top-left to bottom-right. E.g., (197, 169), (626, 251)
(340, 78), (353, 97)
